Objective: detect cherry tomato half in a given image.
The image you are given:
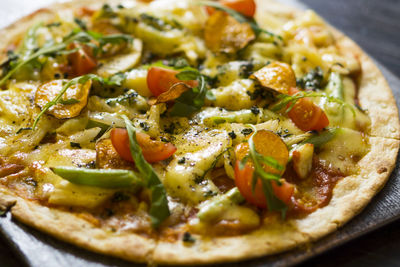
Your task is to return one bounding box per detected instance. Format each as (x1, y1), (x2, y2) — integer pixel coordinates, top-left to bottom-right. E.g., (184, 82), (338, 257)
(110, 128), (177, 163)
(234, 161), (294, 208)
(206, 0), (256, 18)
(146, 67), (198, 97)
(234, 130), (293, 209)
(287, 87), (329, 131)
(67, 42), (97, 77)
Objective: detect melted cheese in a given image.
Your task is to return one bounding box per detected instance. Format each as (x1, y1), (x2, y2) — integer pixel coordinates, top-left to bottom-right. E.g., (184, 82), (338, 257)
(164, 127), (231, 204)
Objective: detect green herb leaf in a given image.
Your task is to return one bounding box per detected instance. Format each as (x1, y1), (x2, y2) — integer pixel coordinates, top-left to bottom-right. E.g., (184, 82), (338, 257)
(246, 128), (288, 217)
(122, 116), (170, 228)
(74, 18), (88, 31)
(103, 72), (127, 86)
(16, 127), (32, 134)
(0, 28), (132, 87)
(261, 179), (287, 218)
(169, 74), (208, 117)
(271, 91), (356, 117)
(239, 154), (249, 170)
(299, 127), (338, 148)
(200, 148), (231, 181)
(175, 70), (200, 81)
(256, 153), (284, 172)
(59, 98), (80, 105)
(19, 22), (42, 59)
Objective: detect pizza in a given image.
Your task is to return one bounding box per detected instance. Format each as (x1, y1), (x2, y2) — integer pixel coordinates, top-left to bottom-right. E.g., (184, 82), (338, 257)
(0, 0), (399, 264)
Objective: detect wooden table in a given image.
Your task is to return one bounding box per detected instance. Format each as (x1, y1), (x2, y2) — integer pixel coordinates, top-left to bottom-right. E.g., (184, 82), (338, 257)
(0, 0), (399, 266)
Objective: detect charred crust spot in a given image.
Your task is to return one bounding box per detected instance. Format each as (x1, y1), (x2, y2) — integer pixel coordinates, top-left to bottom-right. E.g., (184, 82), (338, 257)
(377, 167), (388, 174)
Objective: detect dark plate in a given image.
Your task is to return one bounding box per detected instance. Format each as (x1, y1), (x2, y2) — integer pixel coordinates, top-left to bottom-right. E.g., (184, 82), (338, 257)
(1, 1), (400, 267)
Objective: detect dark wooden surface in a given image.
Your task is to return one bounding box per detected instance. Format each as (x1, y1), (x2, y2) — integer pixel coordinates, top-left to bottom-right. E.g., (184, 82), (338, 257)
(0, 0), (400, 266)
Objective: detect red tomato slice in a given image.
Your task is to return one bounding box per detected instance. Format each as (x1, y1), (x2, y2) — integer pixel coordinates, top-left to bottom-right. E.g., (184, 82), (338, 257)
(110, 128), (177, 163)
(67, 42), (97, 77)
(234, 161), (294, 208)
(206, 0), (256, 18)
(233, 130), (293, 209)
(287, 87), (329, 131)
(146, 67), (198, 97)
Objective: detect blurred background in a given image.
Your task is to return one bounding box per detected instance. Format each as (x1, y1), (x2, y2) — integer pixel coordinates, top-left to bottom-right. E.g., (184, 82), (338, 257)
(0, 0), (399, 266)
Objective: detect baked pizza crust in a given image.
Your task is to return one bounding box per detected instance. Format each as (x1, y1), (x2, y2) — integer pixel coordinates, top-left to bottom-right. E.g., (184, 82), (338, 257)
(0, 0), (398, 264)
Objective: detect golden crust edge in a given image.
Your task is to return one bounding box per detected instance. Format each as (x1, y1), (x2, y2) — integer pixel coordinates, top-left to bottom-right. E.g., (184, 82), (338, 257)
(6, 194), (156, 263)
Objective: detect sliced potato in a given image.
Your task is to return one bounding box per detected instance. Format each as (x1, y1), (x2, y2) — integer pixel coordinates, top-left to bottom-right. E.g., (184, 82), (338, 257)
(96, 38), (143, 78)
(292, 143), (314, 179)
(48, 179), (116, 208)
(205, 11), (255, 54)
(251, 61), (296, 94)
(123, 69), (151, 97)
(35, 79), (92, 119)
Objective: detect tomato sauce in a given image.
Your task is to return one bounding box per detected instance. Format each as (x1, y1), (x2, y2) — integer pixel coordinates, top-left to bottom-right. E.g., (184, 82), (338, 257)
(285, 157), (344, 216)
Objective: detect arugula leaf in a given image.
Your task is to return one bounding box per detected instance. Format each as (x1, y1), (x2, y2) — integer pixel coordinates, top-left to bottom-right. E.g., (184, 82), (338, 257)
(199, 1), (282, 39)
(261, 179), (287, 218)
(122, 116), (170, 228)
(247, 128), (288, 217)
(169, 72), (209, 117)
(299, 127), (338, 148)
(0, 28), (132, 87)
(103, 72), (127, 86)
(271, 91), (356, 117)
(170, 76), (206, 116)
(239, 154), (250, 170)
(74, 18), (88, 31)
(19, 22), (42, 59)
(200, 148), (231, 182)
(175, 70), (200, 81)
(32, 73), (127, 129)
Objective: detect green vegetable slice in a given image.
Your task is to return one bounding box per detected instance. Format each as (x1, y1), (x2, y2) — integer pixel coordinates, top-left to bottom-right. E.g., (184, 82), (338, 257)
(197, 187), (244, 221)
(52, 167), (142, 189)
(324, 72), (344, 100)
